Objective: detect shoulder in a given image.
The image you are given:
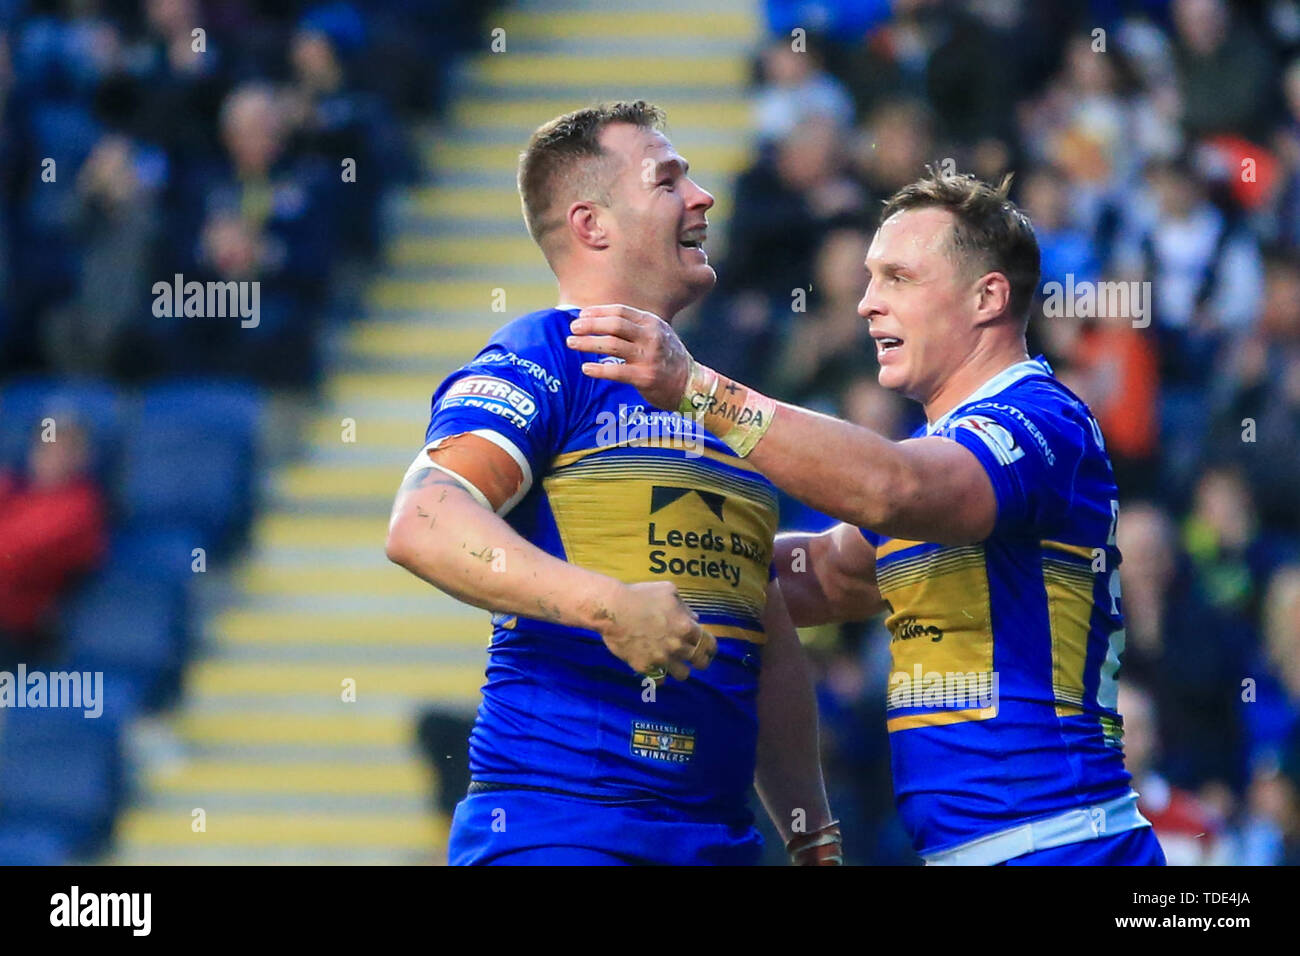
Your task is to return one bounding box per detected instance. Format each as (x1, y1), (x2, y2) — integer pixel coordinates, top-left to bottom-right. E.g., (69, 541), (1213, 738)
(941, 373), (1095, 470)
(462, 308), (584, 397)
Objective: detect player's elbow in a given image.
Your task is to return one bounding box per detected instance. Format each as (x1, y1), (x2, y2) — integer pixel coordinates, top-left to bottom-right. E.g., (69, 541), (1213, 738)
(384, 519), (418, 570)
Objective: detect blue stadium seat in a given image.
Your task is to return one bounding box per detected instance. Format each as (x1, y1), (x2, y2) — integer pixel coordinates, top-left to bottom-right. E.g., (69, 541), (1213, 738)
(61, 568), (188, 712)
(0, 707), (123, 859)
(119, 380), (262, 557)
(110, 525), (209, 586)
(0, 823), (72, 865)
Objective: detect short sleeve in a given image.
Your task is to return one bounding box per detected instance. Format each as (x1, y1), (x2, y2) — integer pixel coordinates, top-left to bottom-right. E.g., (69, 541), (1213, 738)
(933, 396), (1082, 533)
(413, 313), (575, 513)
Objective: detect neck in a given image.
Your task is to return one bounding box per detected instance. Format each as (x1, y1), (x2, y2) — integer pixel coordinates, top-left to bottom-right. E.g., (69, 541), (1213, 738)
(922, 338), (1032, 425)
(556, 270), (678, 324)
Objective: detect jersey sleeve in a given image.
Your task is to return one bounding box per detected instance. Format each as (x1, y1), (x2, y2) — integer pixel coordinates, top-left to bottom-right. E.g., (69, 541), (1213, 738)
(933, 392), (1084, 533)
(407, 314), (576, 514)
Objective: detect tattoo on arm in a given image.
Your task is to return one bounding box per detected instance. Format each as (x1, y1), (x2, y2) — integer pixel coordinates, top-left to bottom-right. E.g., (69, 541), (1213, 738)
(399, 467), (468, 495)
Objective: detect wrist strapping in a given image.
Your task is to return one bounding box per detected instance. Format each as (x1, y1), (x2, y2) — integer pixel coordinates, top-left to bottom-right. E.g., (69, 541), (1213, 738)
(677, 360), (776, 458)
(786, 820), (844, 866)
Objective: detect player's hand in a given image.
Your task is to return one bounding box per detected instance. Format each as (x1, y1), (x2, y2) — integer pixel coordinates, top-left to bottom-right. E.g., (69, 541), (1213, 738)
(566, 305), (693, 411)
(597, 580), (717, 681)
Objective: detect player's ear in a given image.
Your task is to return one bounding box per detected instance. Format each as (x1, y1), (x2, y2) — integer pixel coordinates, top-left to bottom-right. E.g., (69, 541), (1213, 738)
(567, 201), (609, 251)
(973, 271), (1013, 327)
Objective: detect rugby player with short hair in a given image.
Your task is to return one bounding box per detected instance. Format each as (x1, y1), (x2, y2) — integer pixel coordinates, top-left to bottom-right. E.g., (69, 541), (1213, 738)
(566, 169), (1167, 865)
(385, 101), (838, 865)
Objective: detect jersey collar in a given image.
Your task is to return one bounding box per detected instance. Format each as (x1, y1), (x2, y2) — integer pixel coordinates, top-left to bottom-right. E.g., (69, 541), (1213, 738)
(926, 355), (1055, 435)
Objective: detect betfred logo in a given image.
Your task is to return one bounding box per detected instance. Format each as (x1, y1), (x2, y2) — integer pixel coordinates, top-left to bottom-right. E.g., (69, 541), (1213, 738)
(440, 375), (539, 430)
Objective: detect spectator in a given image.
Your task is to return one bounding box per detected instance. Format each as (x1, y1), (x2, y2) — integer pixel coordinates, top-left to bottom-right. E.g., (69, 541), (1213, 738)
(1244, 565), (1300, 768)
(1237, 726), (1300, 865)
(1182, 465), (1294, 628)
(770, 226), (874, 407)
(156, 82), (338, 388)
(1120, 680), (1231, 865)
(285, 3), (411, 266)
(1207, 252), (1300, 531)
(1117, 501), (1249, 793)
(1020, 33), (1145, 197)
(1020, 164), (1103, 293)
(1053, 310), (1161, 498)
(0, 419), (107, 668)
(42, 132), (164, 376)
(693, 116), (864, 392)
(1171, 0), (1276, 142)
(859, 0), (1016, 147)
(753, 36), (855, 144)
(851, 98), (935, 210)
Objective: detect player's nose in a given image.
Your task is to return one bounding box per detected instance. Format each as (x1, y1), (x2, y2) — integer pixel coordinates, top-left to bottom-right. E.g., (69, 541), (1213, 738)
(858, 280), (885, 320)
(685, 178), (714, 211)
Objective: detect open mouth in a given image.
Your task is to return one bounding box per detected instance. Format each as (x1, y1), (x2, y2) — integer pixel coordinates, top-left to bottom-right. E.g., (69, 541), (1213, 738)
(876, 336), (903, 352)
(679, 227), (707, 250)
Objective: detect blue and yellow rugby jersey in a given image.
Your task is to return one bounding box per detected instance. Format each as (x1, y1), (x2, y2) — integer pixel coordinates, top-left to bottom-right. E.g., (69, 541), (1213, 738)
(861, 357), (1136, 855)
(411, 307), (780, 817)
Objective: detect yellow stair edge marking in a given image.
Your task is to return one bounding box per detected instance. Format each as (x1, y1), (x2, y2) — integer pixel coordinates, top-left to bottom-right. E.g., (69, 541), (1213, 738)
(188, 661), (484, 698)
(409, 187), (526, 218)
(273, 463), (404, 501)
(237, 563), (451, 598)
(252, 513), (393, 550)
(388, 234), (539, 267)
(117, 811), (442, 848)
(431, 140), (750, 175)
(499, 10), (756, 40)
(212, 609), (491, 647)
(306, 418), (422, 451)
(452, 98), (752, 131)
(366, 279), (556, 313)
(148, 760), (429, 794)
(473, 54), (746, 87)
(176, 712), (412, 746)
(327, 369), (457, 404)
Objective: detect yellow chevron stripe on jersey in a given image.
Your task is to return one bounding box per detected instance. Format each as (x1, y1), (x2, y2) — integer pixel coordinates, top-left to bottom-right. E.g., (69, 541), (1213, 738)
(875, 545), (986, 593)
(886, 706), (998, 733)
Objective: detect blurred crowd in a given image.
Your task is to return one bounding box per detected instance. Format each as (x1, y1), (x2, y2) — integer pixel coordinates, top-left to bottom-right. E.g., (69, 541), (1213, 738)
(0, 0), (504, 389)
(688, 0), (1300, 864)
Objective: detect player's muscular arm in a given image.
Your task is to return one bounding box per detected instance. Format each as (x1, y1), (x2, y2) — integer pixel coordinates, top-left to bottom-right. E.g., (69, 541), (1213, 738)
(775, 522), (885, 627)
(567, 305), (997, 544)
(750, 421), (997, 545)
(754, 580), (841, 864)
(385, 436), (716, 681)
